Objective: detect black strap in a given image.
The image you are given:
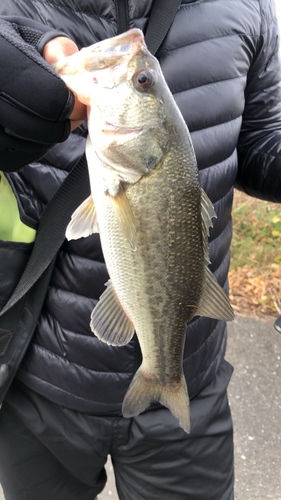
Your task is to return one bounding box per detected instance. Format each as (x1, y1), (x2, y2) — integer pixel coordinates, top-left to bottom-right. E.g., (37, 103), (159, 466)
(0, 154), (90, 317)
(145, 0), (182, 55)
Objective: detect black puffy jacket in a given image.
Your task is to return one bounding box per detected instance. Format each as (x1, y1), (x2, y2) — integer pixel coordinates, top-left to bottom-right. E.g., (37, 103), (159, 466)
(0, 0), (281, 414)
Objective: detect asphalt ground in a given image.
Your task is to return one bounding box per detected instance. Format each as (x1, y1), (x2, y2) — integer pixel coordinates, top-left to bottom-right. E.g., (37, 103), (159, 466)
(227, 315), (281, 500)
(0, 315), (280, 499)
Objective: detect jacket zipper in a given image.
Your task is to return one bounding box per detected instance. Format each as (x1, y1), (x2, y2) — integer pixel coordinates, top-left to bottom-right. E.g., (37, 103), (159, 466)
(117, 0), (130, 34)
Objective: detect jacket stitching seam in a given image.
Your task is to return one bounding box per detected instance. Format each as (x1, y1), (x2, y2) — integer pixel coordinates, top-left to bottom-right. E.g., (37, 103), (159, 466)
(33, 0), (116, 22)
(48, 284), (98, 301)
(31, 343), (134, 374)
(174, 74), (246, 99)
(159, 32), (260, 59)
(191, 115), (241, 134)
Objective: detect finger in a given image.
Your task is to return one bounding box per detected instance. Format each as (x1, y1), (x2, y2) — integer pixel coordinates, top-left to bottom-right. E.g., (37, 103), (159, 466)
(44, 37), (88, 124)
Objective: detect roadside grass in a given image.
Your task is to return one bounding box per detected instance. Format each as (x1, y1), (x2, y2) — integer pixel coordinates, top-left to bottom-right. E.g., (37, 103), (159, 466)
(229, 190), (281, 317)
(231, 190), (281, 268)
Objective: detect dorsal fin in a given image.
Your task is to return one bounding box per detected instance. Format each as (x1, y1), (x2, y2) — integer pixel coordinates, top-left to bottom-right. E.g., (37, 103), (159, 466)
(201, 188), (216, 263)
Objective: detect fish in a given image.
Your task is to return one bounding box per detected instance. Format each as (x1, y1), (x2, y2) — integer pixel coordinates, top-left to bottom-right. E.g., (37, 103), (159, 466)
(54, 28), (234, 433)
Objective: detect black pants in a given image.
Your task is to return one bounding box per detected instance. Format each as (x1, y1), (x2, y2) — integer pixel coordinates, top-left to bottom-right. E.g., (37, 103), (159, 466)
(0, 360), (234, 500)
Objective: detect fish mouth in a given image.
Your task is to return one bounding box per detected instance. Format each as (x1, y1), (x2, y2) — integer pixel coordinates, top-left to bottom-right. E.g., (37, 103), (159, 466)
(101, 122), (143, 136)
(91, 29), (145, 59)
(83, 29), (147, 71)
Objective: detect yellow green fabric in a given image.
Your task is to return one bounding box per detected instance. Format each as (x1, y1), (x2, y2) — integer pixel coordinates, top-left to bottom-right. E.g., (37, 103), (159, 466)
(0, 171), (36, 243)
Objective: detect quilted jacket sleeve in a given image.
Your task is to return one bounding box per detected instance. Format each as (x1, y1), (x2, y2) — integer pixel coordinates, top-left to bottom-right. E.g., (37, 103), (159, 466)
(236, 0), (281, 202)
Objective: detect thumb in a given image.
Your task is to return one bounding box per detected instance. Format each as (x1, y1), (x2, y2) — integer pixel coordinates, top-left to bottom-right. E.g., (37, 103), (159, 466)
(43, 36), (80, 64)
(43, 37), (87, 129)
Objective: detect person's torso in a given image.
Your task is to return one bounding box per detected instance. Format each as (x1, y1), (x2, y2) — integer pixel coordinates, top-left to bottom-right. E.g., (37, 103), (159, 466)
(0, 0), (262, 412)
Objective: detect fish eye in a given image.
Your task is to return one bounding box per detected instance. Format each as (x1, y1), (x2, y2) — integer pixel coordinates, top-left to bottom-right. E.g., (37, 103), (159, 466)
(133, 69), (154, 91)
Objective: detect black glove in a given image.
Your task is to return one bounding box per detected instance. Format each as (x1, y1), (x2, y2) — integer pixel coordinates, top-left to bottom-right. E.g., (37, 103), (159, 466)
(0, 17), (74, 172)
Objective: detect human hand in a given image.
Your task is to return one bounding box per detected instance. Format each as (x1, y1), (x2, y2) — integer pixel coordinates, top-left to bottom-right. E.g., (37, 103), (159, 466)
(0, 20), (79, 171)
(43, 37), (87, 130)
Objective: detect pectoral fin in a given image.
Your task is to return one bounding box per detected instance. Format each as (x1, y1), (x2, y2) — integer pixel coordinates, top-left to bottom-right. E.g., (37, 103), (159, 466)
(90, 280), (135, 346)
(66, 195), (99, 240)
(110, 185), (137, 250)
(196, 267), (234, 321)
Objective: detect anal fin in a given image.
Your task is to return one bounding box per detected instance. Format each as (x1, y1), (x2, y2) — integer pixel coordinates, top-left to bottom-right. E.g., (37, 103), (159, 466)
(90, 280), (135, 346)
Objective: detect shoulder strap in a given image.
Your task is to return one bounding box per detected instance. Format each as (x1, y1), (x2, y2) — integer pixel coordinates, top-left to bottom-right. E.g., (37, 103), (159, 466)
(145, 0), (182, 55)
(0, 154), (90, 317)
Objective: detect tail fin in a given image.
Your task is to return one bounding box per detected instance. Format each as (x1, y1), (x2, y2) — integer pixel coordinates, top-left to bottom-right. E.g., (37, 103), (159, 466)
(122, 367), (190, 433)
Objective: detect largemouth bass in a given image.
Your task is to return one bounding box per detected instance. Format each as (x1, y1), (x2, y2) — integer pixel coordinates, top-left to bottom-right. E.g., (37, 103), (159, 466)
(54, 29), (234, 433)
